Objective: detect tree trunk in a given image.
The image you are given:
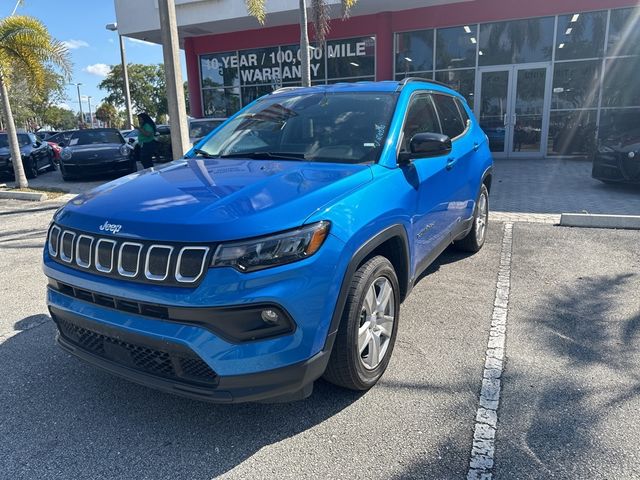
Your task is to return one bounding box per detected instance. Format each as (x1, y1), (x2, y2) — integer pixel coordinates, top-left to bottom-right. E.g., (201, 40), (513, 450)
(299, 0), (311, 87)
(0, 74), (28, 188)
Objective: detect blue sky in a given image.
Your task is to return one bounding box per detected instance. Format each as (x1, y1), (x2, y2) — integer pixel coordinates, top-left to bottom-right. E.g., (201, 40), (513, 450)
(7, 0), (187, 114)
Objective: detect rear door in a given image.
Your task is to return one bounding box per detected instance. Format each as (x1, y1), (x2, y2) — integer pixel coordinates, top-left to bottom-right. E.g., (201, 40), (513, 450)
(431, 94), (476, 229)
(399, 92), (454, 274)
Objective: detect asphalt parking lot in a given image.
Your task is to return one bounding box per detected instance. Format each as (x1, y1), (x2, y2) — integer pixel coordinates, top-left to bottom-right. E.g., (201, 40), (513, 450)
(0, 198), (638, 479)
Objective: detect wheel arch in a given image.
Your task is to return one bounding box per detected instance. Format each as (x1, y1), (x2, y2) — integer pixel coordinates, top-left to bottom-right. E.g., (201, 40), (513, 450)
(323, 224), (411, 352)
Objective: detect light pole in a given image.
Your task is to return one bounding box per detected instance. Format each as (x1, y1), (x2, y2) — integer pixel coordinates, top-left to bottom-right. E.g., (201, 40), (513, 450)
(106, 22), (134, 130)
(87, 96), (93, 128)
(70, 82), (84, 127)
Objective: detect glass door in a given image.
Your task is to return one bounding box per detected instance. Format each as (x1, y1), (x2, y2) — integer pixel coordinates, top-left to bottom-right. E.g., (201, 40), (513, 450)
(476, 64), (551, 158)
(477, 68), (512, 155)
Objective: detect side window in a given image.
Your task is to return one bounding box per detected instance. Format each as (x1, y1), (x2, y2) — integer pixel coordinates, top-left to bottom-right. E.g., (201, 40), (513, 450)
(455, 97), (471, 129)
(400, 93), (441, 152)
(433, 94), (465, 139)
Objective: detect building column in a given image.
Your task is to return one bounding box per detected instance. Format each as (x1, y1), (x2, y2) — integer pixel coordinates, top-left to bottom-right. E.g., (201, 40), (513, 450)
(184, 37), (203, 118)
(376, 12), (393, 81)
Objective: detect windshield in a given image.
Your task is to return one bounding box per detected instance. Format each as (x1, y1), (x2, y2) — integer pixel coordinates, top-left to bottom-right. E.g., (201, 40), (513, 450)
(0, 134), (31, 148)
(68, 130), (124, 146)
(190, 120), (224, 139)
(197, 92), (397, 164)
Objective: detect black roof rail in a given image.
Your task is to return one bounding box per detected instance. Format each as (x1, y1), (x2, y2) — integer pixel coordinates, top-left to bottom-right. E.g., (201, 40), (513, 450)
(396, 77), (452, 91)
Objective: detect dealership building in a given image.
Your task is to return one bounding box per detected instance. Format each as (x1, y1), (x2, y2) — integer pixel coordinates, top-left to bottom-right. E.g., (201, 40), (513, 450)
(114, 0), (640, 158)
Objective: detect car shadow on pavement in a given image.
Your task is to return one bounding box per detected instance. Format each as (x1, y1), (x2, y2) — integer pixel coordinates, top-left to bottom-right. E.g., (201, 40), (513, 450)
(1, 316), (364, 479)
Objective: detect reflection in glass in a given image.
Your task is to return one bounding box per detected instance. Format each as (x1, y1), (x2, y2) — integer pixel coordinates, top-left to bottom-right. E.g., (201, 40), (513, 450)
(202, 88), (241, 117)
(479, 70), (509, 153)
(435, 69), (475, 108)
(608, 8), (640, 57)
(479, 17), (554, 66)
(395, 71), (432, 81)
(436, 25), (477, 70)
(547, 110), (596, 155)
(599, 108), (640, 145)
(200, 52), (239, 87)
(512, 68), (546, 153)
(551, 60), (600, 109)
(240, 85), (274, 105)
(602, 56), (640, 107)
(327, 36), (376, 80)
(555, 11), (606, 60)
(395, 30), (434, 76)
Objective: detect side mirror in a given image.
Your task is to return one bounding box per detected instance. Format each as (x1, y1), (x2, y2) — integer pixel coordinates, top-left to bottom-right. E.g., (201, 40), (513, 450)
(58, 142), (65, 147)
(398, 132), (452, 164)
(128, 137), (136, 144)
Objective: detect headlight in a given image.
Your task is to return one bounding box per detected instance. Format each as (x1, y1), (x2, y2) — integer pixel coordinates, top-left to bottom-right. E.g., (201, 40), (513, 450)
(211, 221), (330, 272)
(60, 148), (72, 160)
(119, 144), (130, 157)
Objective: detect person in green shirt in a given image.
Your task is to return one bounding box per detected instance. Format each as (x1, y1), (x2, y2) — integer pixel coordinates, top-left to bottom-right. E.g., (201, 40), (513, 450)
(136, 112), (157, 169)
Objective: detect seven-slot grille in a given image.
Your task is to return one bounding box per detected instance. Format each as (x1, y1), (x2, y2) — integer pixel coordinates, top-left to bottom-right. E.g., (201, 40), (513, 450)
(47, 224), (211, 286)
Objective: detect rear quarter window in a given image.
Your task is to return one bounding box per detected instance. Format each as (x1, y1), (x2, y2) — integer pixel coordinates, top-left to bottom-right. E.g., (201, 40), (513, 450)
(433, 94), (466, 139)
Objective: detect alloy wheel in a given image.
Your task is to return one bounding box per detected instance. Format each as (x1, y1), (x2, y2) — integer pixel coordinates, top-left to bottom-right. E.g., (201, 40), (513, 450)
(358, 276), (395, 370)
(475, 192), (488, 242)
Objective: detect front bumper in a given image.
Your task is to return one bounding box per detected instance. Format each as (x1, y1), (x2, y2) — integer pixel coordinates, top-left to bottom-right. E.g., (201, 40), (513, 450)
(592, 152), (640, 184)
(44, 232), (348, 402)
(61, 158), (132, 177)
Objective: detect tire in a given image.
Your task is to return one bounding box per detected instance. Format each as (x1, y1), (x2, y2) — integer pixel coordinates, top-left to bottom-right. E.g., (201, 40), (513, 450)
(323, 255), (400, 391)
(25, 157), (38, 179)
(47, 152), (57, 172)
(454, 183), (489, 253)
(60, 164), (73, 181)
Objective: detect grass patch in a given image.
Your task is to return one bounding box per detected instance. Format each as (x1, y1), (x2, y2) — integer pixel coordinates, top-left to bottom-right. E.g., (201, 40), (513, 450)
(1, 186), (69, 199)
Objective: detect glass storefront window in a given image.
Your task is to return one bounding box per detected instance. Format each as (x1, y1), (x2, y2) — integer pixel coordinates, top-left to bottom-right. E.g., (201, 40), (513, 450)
(436, 25), (477, 70)
(202, 88), (240, 117)
(435, 69), (475, 108)
(395, 30), (434, 76)
(555, 11), (606, 60)
(603, 56), (640, 107)
(547, 110), (597, 155)
(395, 71), (432, 81)
(598, 108), (640, 147)
(200, 52), (240, 87)
(479, 17), (554, 66)
(237, 47), (281, 86)
(551, 60), (600, 109)
(240, 85), (274, 106)
(608, 8), (640, 57)
(327, 36), (376, 80)
(280, 44), (325, 82)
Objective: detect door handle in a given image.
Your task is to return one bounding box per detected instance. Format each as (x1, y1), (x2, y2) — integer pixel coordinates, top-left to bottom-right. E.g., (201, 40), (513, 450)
(446, 157), (457, 170)
(473, 142), (480, 152)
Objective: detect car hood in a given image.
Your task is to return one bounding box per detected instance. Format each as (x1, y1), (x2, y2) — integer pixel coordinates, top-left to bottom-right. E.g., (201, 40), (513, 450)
(55, 158), (372, 241)
(0, 145), (27, 157)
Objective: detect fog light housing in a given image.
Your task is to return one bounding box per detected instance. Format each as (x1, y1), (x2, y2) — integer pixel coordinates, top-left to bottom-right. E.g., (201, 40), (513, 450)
(261, 309), (280, 325)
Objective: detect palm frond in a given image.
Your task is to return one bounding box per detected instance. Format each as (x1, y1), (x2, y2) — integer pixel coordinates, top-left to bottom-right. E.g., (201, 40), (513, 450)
(311, 0), (330, 43)
(245, 0), (267, 25)
(341, 0), (358, 18)
(0, 15), (71, 89)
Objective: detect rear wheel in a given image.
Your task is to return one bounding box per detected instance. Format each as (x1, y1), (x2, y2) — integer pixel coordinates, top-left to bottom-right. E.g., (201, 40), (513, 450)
(24, 157), (38, 179)
(323, 256), (400, 391)
(454, 184), (489, 253)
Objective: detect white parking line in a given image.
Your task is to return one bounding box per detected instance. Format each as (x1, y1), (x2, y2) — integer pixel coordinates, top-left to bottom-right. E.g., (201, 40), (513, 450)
(467, 222), (513, 480)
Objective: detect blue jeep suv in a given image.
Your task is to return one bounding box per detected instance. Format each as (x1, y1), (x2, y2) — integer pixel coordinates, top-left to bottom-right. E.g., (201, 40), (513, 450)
(43, 79), (493, 403)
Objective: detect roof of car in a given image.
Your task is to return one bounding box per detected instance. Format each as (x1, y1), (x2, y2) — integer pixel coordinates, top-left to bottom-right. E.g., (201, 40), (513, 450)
(270, 79), (456, 96)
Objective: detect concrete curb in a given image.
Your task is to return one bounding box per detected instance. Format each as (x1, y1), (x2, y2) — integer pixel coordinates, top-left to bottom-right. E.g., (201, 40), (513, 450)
(560, 213), (640, 230)
(0, 190), (48, 202)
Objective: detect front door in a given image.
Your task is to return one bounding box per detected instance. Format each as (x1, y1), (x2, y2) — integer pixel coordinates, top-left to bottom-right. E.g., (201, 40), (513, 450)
(476, 64), (551, 158)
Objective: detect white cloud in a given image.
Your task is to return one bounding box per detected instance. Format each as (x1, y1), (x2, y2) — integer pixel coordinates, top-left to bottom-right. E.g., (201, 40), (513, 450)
(84, 63), (111, 77)
(62, 39), (89, 49)
(55, 102), (72, 111)
(128, 37), (158, 47)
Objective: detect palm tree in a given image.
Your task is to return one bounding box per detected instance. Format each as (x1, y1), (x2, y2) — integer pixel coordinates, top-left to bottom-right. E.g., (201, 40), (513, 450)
(0, 15), (70, 188)
(245, 0), (358, 87)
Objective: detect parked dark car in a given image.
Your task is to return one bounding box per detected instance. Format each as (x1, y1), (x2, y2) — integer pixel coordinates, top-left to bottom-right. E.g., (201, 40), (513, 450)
(58, 128), (134, 181)
(35, 130), (59, 141)
(0, 132), (55, 179)
(189, 117), (226, 144)
(592, 126), (640, 184)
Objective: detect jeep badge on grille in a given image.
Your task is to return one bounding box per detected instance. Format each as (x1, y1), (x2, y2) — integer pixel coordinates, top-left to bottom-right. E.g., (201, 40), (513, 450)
(99, 221), (122, 234)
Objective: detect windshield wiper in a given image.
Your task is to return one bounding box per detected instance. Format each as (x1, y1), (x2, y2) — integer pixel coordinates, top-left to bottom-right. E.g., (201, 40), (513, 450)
(193, 148), (216, 158)
(219, 151), (308, 161)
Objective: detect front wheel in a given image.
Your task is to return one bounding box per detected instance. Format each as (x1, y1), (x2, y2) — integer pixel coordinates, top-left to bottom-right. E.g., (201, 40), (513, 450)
(454, 184), (489, 253)
(47, 152), (57, 171)
(323, 256), (400, 391)
(24, 157), (38, 179)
